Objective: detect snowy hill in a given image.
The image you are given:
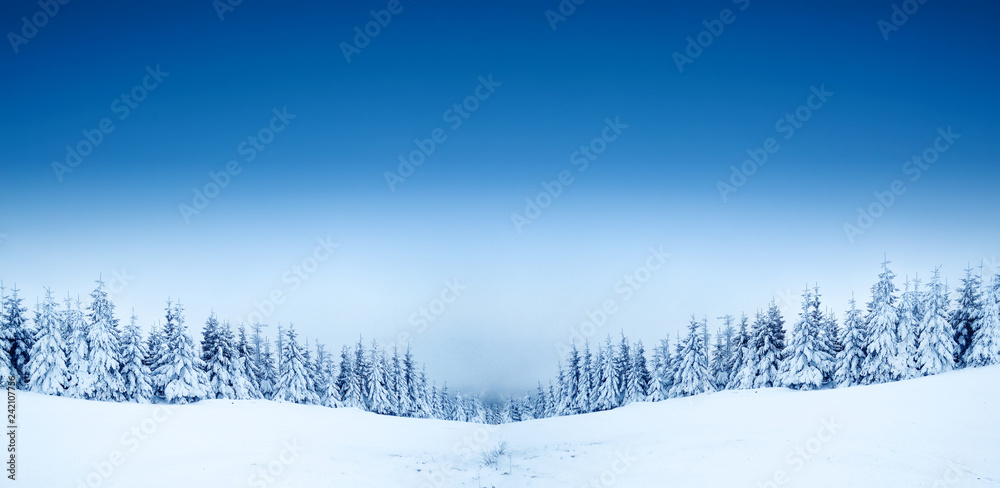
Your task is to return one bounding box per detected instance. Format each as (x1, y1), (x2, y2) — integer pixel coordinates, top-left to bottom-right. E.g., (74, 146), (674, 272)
(24, 365), (1000, 487)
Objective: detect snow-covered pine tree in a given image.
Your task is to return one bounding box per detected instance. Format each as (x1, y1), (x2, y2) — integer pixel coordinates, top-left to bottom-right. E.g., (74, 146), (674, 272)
(312, 342), (331, 406)
(671, 316), (715, 397)
(1, 284), (33, 388)
(155, 301), (208, 404)
(337, 345), (361, 408)
(235, 324), (262, 399)
(779, 288), (832, 390)
(710, 331), (729, 389)
(119, 312), (153, 403)
(728, 314), (753, 390)
(258, 338), (278, 400)
(820, 309), (842, 382)
(561, 343), (581, 414)
(275, 325), (315, 404)
(862, 259), (903, 384)
(951, 266), (984, 367)
(365, 342), (392, 414)
(633, 340), (651, 401)
(577, 341), (593, 413)
(622, 341), (642, 405)
(402, 346), (419, 416)
(389, 345), (404, 415)
(648, 341), (664, 402)
(896, 279), (920, 379)
(148, 299), (177, 397)
(534, 382), (548, 418)
(417, 365), (432, 417)
(966, 274), (1000, 367)
(64, 297), (91, 398)
(916, 268), (958, 376)
(545, 380), (558, 417)
(594, 336), (619, 411)
(750, 303), (786, 389)
(615, 334), (631, 405)
(437, 382), (452, 420)
(85, 279), (123, 401)
(27, 288), (68, 395)
(300, 338), (319, 405)
(657, 336), (676, 395)
(353, 338), (369, 408)
(834, 296), (867, 387)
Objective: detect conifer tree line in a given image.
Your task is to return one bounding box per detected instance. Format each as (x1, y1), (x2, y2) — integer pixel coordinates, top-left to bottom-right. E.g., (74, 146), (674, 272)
(3, 279), (501, 423)
(4, 258), (1000, 424)
(520, 260), (1000, 420)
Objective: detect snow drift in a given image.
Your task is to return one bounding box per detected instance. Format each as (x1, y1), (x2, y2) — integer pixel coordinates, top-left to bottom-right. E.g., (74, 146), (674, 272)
(22, 365), (1000, 487)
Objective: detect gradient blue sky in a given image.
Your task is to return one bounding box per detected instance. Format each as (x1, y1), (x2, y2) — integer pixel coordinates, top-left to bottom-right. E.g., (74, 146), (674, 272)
(1, 0), (998, 397)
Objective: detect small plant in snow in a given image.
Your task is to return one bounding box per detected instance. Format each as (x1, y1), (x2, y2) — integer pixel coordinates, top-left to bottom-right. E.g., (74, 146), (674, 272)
(480, 440), (509, 469)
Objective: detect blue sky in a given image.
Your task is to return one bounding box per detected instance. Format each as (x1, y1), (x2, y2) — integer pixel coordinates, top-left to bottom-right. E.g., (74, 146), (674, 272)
(1, 0), (998, 396)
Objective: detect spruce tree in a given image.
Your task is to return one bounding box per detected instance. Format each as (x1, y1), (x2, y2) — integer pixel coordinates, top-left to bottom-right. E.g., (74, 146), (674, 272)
(258, 338), (277, 399)
(780, 288), (832, 390)
(728, 314), (753, 390)
(1, 285), (33, 388)
(365, 342), (392, 414)
(896, 279), (920, 379)
(275, 325), (315, 404)
(862, 259), (903, 384)
(64, 297), (91, 398)
(966, 274), (1000, 367)
(155, 301), (208, 404)
(85, 279), (123, 401)
(834, 297), (867, 387)
(119, 313), (153, 403)
(235, 324), (262, 399)
(916, 269), (958, 376)
(750, 303), (786, 388)
(671, 316), (715, 397)
(594, 336), (619, 411)
(27, 289), (68, 395)
(951, 266), (984, 366)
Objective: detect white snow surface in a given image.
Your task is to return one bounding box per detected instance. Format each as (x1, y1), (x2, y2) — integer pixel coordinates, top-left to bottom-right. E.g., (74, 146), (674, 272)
(23, 365), (1000, 487)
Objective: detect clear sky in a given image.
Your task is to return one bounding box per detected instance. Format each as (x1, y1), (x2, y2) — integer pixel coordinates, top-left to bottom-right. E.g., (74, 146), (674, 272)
(1, 0), (998, 398)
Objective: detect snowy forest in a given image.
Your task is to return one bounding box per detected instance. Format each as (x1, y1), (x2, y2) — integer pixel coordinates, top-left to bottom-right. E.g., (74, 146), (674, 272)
(6, 259), (1000, 425)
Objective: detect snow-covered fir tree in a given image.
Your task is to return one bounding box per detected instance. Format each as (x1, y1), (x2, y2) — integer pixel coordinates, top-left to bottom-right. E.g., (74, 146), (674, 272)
(862, 259), (903, 384)
(834, 297), (867, 387)
(671, 317), (715, 397)
(84, 279), (123, 401)
(780, 288), (833, 390)
(966, 274), (1000, 367)
(27, 289), (68, 395)
(1, 284), (33, 388)
(275, 325), (316, 404)
(258, 338), (278, 400)
(577, 342), (594, 413)
(64, 297), (91, 398)
(728, 314), (753, 390)
(119, 312), (153, 403)
(154, 301), (208, 404)
(235, 324), (262, 399)
(365, 342), (392, 414)
(337, 345), (359, 408)
(896, 279), (920, 379)
(916, 269), (958, 376)
(750, 303), (786, 389)
(951, 266), (984, 366)
(594, 336), (619, 411)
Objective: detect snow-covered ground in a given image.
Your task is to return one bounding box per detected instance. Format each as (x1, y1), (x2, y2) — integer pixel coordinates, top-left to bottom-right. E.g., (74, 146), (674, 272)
(23, 365), (1000, 487)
